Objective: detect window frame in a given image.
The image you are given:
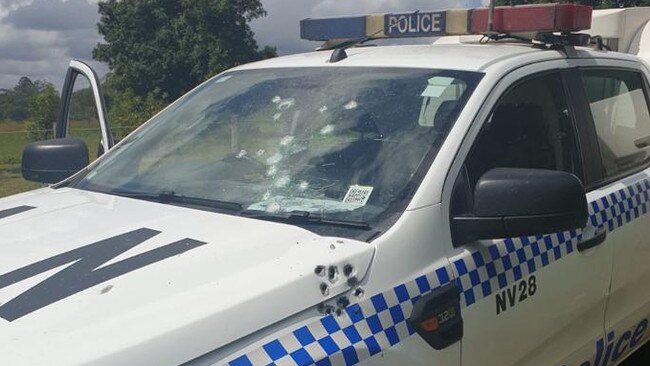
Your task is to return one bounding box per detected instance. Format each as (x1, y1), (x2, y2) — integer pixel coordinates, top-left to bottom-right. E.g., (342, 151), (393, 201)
(573, 66), (650, 190)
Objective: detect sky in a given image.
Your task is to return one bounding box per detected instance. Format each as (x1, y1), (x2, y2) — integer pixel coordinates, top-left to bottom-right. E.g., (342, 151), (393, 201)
(0, 0), (484, 90)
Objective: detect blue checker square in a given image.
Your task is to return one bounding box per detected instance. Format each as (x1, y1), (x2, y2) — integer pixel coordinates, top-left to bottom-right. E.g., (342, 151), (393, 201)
(315, 358), (333, 366)
(263, 340), (288, 361)
(454, 259), (468, 275)
(294, 326), (316, 346)
(600, 196), (609, 207)
(346, 304), (365, 324)
(366, 314), (383, 334)
(521, 236), (531, 246)
(436, 267), (451, 284)
(541, 252), (550, 266)
(502, 255), (512, 270)
(464, 289), (476, 305)
(516, 248), (527, 263)
(481, 281), (492, 297)
(364, 337), (381, 355)
(486, 261), (497, 278)
(389, 305), (405, 324)
(488, 244), (500, 260)
(472, 251), (485, 266)
(527, 259), (536, 273)
(318, 336), (340, 354)
(566, 241), (574, 254)
(343, 325), (362, 344)
(394, 284), (410, 303)
(591, 200), (600, 212)
(342, 346), (360, 365)
(531, 242), (540, 256)
(497, 272), (508, 289)
(469, 270), (480, 286)
(371, 294), (388, 313)
(513, 265), (522, 281)
(600, 210), (608, 223)
(229, 355), (253, 366)
(553, 246), (562, 260)
(321, 315), (341, 334)
(505, 238), (516, 252)
(544, 236), (554, 250)
(290, 348), (314, 365)
(416, 275), (431, 293)
(384, 326), (400, 345)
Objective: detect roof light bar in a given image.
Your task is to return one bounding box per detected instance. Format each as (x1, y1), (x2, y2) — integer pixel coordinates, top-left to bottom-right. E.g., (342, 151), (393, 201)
(300, 4), (592, 42)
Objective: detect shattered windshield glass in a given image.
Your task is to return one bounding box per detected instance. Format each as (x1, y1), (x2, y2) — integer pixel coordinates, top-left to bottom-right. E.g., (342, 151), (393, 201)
(70, 67), (481, 230)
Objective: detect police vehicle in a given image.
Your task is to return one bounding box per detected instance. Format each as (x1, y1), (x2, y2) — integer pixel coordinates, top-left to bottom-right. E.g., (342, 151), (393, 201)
(1, 4), (650, 366)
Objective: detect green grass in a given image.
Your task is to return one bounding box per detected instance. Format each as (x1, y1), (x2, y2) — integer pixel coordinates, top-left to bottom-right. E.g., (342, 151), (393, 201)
(0, 121), (102, 198)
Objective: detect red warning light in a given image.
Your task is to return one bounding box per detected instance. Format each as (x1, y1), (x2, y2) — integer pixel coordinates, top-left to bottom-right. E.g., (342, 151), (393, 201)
(471, 4), (592, 34)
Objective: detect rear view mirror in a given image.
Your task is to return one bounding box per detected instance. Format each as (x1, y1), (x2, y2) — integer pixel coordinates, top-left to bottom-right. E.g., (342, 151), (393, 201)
(22, 138), (89, 184)
(452, 168), (588, 245)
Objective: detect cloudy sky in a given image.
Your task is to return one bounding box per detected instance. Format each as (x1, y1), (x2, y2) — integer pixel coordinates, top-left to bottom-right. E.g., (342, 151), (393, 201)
(0, 0), (484, 90)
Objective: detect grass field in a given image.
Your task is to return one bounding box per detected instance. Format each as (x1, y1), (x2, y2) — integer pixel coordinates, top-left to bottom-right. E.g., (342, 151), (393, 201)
(0, 121), (102, 198)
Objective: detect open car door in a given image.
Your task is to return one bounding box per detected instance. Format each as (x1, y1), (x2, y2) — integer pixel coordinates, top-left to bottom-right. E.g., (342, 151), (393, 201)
(55, 60), (113, 156)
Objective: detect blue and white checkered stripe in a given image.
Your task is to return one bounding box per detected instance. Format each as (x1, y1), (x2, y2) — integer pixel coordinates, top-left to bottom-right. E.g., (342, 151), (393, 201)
(226, 177), (650, 366)
(227, 265), (453, 366)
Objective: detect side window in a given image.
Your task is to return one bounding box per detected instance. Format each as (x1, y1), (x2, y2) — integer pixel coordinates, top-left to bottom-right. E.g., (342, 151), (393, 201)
(580, 69), (650, 179)
(452, 72), (583, 214)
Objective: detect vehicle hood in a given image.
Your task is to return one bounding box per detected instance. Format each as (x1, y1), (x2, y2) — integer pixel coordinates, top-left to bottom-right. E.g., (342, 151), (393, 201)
(0, 188), (375, 365)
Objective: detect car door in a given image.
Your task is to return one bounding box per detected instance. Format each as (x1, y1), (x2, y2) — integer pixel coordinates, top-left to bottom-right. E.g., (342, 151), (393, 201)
(55, 60), (113, 157)
(443, 64), (613, 366)
(575, 65), (650, 365)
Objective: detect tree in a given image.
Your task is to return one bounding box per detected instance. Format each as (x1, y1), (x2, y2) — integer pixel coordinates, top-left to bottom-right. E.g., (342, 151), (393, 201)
(27, 83), (59, 141)
(106, 89), (166, 140)
(0, 77), (44, 122)
(93, 0), (277, 104)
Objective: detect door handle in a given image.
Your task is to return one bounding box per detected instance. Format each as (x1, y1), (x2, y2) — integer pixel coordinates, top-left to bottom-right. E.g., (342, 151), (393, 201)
(578, 229), (607, 252)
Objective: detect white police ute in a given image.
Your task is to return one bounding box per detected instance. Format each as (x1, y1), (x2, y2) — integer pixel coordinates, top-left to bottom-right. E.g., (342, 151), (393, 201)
(2, 4), (650, 366)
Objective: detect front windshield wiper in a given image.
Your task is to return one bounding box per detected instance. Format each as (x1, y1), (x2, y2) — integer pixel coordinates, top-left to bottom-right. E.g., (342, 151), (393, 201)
(110, 190), (243, 212)
(241, 210), (372, 230)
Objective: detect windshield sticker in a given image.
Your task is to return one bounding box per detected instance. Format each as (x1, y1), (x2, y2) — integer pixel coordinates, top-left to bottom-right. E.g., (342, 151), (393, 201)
(343, 185), (374, 206)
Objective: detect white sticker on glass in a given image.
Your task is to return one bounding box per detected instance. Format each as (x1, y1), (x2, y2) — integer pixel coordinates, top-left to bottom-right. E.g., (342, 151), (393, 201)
(343, 185), (374, 206)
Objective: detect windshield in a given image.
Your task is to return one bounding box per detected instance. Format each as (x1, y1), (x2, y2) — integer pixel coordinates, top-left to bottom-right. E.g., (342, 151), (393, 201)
(69, 67), (481, 236)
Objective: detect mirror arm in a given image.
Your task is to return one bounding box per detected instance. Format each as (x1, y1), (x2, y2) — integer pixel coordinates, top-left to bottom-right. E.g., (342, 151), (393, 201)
(451, 216), (505, 246)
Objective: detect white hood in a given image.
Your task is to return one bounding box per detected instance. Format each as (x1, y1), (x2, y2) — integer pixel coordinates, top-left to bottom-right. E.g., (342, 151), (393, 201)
(0, 188), (375, 365)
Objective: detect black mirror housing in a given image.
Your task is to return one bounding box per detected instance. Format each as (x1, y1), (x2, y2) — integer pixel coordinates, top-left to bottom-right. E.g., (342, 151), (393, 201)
(452, 168), (588, 245)
(22, 138), (89, 184)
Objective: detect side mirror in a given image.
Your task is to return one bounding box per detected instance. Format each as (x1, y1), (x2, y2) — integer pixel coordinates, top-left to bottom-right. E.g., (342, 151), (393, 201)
(452, 168), (588, 245)
(22, 138), (89, 184)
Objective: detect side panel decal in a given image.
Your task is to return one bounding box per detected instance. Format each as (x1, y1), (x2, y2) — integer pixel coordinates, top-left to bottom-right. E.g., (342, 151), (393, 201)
(223, 177), (650, 366)
(0, 228), (207, 321)
(0, 206), (35, 220)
